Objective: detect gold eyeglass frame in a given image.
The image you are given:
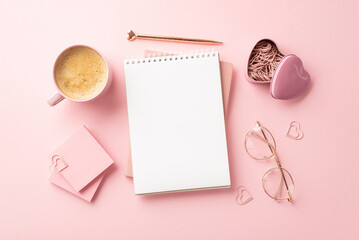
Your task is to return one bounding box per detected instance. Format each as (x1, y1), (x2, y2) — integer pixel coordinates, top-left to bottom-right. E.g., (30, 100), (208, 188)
(244, 121), (295, 202)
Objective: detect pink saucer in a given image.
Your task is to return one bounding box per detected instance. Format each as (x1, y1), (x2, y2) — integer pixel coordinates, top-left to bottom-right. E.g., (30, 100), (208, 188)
(246, 39), (311, 100)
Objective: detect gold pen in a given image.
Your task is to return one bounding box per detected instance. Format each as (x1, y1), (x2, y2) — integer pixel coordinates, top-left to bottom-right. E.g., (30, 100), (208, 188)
(127, 30), (222, 45)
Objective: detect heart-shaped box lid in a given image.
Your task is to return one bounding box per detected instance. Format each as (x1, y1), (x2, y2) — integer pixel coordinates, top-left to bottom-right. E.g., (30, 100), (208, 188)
(270, 54), (311, 99)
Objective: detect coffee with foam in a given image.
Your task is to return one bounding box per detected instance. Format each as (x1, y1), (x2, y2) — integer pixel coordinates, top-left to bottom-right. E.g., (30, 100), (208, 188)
(55, 47), (107, 100)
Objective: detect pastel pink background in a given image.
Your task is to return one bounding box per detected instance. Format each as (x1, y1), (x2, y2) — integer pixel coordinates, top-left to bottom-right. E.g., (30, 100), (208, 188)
(0, 0), (358, 239)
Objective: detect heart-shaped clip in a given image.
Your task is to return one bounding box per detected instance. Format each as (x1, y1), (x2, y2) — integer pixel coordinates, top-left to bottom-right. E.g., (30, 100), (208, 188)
(50, 155), (68, 172)
(236, 186), (253, 206)
(286, 121), (304, 140)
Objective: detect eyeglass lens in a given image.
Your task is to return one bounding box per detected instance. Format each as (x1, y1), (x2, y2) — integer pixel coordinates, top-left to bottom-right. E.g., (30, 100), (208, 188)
(245, 127), (275, 160)
(262, 167), (295, 200)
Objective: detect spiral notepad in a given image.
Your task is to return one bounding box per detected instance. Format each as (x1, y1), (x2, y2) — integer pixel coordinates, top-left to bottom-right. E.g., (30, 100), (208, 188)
(124, 52), (230, 195)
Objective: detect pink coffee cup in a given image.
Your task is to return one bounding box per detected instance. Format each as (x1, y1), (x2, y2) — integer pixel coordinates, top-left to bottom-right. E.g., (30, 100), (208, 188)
(47, 45), (112, 106)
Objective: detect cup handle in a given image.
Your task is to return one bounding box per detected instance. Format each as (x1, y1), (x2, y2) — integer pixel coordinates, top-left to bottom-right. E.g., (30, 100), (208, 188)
(47, 92), (65, 106)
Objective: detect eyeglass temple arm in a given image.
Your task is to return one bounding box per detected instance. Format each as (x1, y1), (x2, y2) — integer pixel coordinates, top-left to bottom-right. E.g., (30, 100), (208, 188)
(256, 122), (293, 202)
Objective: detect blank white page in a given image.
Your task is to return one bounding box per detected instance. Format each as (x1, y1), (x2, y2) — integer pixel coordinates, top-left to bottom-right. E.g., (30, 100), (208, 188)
(124, 52), (230, 194)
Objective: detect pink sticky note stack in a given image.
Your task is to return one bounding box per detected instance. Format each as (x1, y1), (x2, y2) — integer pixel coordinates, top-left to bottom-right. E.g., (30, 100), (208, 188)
(49, 126), (114, 202)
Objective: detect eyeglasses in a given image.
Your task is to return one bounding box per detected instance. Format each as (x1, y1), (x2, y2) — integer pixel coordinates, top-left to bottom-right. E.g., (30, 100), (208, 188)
(244, 121), (295, 202)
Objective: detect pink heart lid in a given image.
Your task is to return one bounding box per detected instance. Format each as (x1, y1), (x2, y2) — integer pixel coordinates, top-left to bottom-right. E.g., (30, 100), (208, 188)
(270, 54), (311, 99)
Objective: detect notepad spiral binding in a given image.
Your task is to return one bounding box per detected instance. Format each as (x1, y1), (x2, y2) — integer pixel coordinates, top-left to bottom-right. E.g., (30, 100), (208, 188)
(124, 50), (218, 65)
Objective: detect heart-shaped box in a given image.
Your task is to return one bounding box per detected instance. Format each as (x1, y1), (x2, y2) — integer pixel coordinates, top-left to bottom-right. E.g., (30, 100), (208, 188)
(245, 39), (311, 100)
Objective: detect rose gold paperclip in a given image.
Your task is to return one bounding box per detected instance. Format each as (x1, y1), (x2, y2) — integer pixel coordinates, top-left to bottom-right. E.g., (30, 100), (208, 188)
(127, 30), (222, 45)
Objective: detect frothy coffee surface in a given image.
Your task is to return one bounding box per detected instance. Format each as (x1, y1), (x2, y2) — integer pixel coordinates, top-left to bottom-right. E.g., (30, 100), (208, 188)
(55, 47), (107, 100)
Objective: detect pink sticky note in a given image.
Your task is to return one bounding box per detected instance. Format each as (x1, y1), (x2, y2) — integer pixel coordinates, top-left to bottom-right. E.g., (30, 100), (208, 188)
(49, 170), (105, 202)
(124, 50), (233, 178)
(49, 126), (114, 200)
